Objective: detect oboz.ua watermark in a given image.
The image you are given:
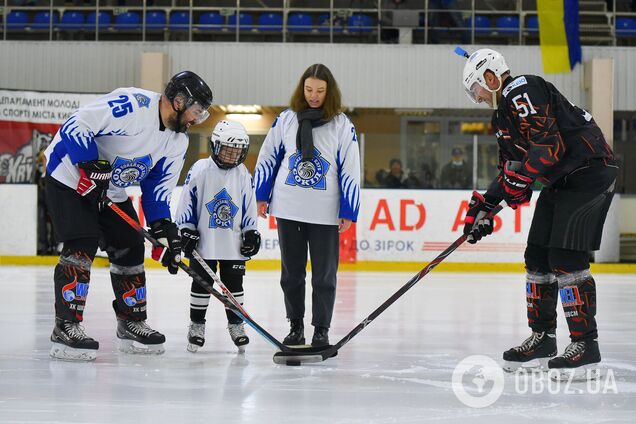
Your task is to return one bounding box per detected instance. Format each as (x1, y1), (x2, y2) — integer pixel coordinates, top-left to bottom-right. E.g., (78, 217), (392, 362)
(451, 354), (618, 408)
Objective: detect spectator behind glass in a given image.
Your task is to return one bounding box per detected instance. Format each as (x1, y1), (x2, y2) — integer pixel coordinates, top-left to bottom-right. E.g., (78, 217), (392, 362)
(384, 158), (407, 188)
(440, 147), (472, 189)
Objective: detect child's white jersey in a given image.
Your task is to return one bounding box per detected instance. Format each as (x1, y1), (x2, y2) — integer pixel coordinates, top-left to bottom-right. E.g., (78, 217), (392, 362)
(176, 158), (257, 260)
(44, 87), (188, 223)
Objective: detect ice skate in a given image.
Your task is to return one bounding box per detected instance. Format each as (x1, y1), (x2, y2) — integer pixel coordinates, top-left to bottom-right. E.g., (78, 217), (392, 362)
(548, 340), (601, 381)
(187, 321), (205, 353)
(502, 331), (557, 372)
(117, 319), (165, 354)
(50, 318), (99, 361)
(228, 322), (249, 353)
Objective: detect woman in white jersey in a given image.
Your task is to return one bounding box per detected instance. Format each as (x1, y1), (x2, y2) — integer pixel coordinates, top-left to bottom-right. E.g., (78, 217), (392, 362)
(176, 120), (260, 353)
(254, 64), (360, 347)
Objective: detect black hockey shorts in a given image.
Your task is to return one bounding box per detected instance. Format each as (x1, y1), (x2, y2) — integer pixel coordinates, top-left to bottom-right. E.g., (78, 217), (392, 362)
(527, 163), (617, 252)
(45, 176), (143, 250)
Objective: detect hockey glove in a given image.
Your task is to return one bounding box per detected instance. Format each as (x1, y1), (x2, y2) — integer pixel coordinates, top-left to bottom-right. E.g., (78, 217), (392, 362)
(77, 160), (112, 209)
(240, 230), (261, 257)
(180, 228), (200, 259)
(149, 219), (182, 274)
(463, 191), (496, 244)
(503, 161), (533, 209)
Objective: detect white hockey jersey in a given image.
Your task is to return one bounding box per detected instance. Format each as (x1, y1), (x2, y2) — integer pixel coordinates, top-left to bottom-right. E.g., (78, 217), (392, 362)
(44, 87), (188, 224)
(175, 158), (257, 261)
(254, 109), (360, 225)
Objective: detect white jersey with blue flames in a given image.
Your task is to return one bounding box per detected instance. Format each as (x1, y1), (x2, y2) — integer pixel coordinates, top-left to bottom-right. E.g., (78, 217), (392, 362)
(254, 109), (360, 225)
(175, 158), (257, 261)
(44, 87), (188, 224)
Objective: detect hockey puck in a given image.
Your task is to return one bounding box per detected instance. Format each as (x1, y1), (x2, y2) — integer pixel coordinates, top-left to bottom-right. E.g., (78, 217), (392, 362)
(286, 359), (301, 366)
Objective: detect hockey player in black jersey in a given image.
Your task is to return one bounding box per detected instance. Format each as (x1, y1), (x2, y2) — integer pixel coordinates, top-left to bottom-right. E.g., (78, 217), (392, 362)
(459, 48), (617, 380)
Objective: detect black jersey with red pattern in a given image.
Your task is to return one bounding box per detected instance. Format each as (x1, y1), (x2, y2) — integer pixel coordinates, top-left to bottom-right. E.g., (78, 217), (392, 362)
(485, 74), (614, 201)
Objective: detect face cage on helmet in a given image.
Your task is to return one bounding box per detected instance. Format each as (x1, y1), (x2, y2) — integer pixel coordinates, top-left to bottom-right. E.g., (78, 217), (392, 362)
(212, 140), (248, 169)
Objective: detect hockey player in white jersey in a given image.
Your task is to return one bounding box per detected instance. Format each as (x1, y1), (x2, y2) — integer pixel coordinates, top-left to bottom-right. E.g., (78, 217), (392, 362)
(175, 120), (260, 353)
(44, 71), (214, 361)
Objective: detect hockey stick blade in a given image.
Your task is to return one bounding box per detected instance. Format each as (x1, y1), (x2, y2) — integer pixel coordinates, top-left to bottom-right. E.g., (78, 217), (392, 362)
(277, 204), (505, 364)
(272, 345), (337, 365)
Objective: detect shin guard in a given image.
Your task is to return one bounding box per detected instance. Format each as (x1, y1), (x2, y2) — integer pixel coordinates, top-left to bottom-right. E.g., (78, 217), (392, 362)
(110, 264), (147, 321)
(526, 271), (559, 333)
(556, 269), (598, 341)
(54, 249), (95, 322)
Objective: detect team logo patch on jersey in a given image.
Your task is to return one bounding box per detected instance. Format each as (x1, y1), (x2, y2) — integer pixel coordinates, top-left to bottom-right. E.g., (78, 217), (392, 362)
(502, 76), (527, 98)
(61, 277), (89, 302)
(122, 286), (146, 307)
(285, 147), (330, 190)
(111, 155), (153, 188)
(206, 188), (238, 229)
(133, 93), (151, 108)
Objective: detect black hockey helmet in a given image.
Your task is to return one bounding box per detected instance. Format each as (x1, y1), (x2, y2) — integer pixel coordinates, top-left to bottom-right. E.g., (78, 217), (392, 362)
(165, 71), (214, 110)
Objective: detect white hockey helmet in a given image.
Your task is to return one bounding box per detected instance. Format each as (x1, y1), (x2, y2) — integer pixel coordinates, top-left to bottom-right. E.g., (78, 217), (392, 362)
(462, 48), (509, 108)
(210, 120), (250, 170)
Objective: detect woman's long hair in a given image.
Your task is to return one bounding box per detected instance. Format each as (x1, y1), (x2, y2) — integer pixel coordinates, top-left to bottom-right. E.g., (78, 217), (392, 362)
(290, 63), (343, 121)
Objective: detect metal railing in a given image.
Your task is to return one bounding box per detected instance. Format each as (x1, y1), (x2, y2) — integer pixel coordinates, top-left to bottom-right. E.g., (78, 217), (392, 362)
(1, 0), (635, 44)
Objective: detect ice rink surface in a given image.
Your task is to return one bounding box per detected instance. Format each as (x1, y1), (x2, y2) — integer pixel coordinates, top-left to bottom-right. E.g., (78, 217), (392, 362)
(0, 265), (634, 424)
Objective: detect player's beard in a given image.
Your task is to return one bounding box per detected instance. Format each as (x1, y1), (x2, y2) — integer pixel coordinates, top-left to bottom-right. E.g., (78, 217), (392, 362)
(166, 110), (188, 133)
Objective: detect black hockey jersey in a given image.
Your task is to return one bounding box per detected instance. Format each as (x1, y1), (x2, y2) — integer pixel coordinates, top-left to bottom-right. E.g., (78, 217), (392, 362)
(486, 74), (614, 200)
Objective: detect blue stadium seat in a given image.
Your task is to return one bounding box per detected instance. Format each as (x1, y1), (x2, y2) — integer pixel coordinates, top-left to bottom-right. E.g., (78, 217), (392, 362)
(146, 10), (167, 30)
(318, 14), (343, 33)
(288, 13), (312, 32)
(114, 11), (141, 31)
(32, 11), (59, 29)
(85, 11), (111, 31)
(496, 15), (519, 34)
(7, 11), (29, 30)
(169, 11), (190, 30)
(348, 14), (374, 33)
(258, 12), (282, 32)
(616, 17), (636, 36)
(198, 11), (224, 30)
(60, 11), (85, 30)
(526, 15), (538, 32)
(228, 13), (253, 31)
(467, 15), (491, 33)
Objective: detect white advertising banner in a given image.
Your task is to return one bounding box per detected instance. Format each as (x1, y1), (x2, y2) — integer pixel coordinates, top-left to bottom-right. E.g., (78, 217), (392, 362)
(125, 187), (535, 263)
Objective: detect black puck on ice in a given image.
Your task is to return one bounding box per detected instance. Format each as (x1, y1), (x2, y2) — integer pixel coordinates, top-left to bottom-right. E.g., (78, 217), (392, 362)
(286, 359), (301, 366)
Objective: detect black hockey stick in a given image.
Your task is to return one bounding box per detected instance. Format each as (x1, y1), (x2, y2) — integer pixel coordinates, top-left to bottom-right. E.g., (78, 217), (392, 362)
(273, 204), (504, 365)
(106, 199), (329, 364)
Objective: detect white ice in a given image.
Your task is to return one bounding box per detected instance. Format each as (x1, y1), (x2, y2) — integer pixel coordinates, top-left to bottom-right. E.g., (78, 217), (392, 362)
(0, 266), (635, 424)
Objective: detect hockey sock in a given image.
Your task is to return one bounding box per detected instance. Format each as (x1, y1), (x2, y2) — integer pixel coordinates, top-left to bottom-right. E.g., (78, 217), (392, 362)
(54, 238), (98, 322)
(556, 269), (598, 341)
(190, 281), (211, 323)
(526, 271), (558, 333)
(110, 264), (147, 321)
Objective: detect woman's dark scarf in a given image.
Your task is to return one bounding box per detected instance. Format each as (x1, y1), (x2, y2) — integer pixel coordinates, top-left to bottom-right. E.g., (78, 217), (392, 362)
(296, 108), (328, 161)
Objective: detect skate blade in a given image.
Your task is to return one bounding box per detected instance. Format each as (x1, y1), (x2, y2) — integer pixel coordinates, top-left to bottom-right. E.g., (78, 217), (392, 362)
(503, 357), (551, 373)
(237, 345), (246, 354)
(187, 343), (200, 353)
(118, 339), (165, 355)
(50, 343), (97, 361)
(550, 364), (600, 382)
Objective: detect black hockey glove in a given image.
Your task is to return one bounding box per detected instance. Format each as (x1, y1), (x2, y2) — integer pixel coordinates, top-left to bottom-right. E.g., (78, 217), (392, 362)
(502, 161), (533, 209)
(240, 230), (261, 257)
(77, 160), (112, 209)
(180, 227), (200, 258)
(463, 191), (496, 244)
(149, 219), (182, 274)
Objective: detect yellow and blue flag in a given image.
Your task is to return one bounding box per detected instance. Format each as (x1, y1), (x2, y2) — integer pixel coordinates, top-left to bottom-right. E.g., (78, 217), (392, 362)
(537, 0), (582, 73)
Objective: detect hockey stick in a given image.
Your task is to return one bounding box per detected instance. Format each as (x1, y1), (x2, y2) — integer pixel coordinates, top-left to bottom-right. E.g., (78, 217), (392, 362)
(272, 204), (504, 365)
(106, 199), (328, 364)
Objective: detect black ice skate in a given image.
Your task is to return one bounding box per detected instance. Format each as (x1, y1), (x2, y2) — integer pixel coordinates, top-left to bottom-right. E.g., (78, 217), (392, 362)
(283, 319), (305, 346)
(502, 331), (557, 372)
(312, 326), (329, 347)
(548, 340), (601, 381)
(228, 322), (249, 353)
(50, 318), (99, 361)
(116, 319), (165, 354)
(187, 321), (205, 353)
